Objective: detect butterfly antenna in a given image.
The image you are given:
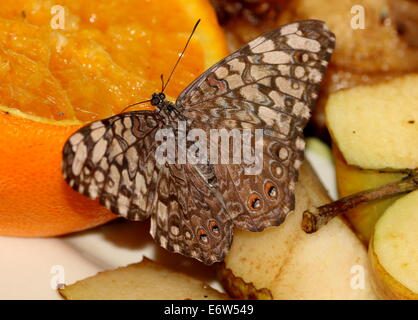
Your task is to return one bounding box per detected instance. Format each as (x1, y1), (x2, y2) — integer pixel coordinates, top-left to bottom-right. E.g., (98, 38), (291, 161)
(160, 74), (165, 92)
(119, 99), (152, 113)
(162, 19), (201, 93)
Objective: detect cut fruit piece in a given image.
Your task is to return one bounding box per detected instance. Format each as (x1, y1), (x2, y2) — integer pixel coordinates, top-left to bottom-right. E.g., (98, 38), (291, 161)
(0, 0), (228, 121)
(333, 147), (406, 243)
(326, 74), (418, 170)
(312, 67), (406, 139)
(218, 161), (377, 300)
(370, 190), (418, 300)
(59, 257), (228, 300)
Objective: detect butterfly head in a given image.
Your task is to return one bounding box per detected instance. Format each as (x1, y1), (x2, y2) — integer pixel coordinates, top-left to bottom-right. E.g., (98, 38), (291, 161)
(150, 92), (166, 107)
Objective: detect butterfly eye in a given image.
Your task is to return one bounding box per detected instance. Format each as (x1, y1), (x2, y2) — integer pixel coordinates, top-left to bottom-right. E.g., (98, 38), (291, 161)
(264, 182), (278, 199)
(151, 97), (160, 106)
(197, 228), (208, 243)
(159, 93), (166, 100)
(248, 193), (262, 211)
(209, 220), (220, 234)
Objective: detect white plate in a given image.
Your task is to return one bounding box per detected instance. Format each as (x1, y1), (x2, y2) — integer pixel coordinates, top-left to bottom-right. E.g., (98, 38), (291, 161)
(0, 141), (336, 299)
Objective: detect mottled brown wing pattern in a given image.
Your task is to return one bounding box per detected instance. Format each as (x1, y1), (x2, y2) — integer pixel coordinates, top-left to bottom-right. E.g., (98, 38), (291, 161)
(62, 111), (164, 221)
(212, 132), (302, 231)
(177, 20), (334, 111)
(62, 111), (233, 264)
(176, 20), (335, 231)
(150, 162), (233, 264)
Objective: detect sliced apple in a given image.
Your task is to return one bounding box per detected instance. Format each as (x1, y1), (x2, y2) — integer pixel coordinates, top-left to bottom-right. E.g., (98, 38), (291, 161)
(333, 147), (406, 243)
(325, 75), (417, 241)
(218, 161), (378, 300)
(312, 67), (405, 138)
(369, 190), (418, 300)
(326, 74), (418, 170)
(59, 257), (228, 300)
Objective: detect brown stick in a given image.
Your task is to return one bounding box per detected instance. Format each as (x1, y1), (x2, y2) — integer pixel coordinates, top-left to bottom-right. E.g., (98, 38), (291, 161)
(302, 171), (418, 233)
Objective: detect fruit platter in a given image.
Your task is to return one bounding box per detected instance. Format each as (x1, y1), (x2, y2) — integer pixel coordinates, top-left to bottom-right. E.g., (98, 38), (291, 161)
(0, 0), (416, 300)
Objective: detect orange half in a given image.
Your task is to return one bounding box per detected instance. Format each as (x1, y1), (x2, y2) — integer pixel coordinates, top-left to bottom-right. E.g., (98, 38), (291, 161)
(0, 0), (228, 236)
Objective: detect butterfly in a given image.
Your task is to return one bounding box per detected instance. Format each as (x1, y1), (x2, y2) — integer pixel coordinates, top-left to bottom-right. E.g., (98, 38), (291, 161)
(62, 20), (335, 265)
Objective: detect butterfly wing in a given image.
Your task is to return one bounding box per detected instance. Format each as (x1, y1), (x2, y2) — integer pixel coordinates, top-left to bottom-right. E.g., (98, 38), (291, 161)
(176, 20), (335, 231)
(62, 111), (165, 221)
(62, 111), (233, 264)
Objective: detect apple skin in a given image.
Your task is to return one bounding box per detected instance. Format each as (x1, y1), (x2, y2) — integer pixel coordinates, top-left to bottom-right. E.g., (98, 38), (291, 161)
(333, 146), (405, 243)
(369, 237), (418, 300)
(369, 190), (418, 300)
(216, 265), (272, 300)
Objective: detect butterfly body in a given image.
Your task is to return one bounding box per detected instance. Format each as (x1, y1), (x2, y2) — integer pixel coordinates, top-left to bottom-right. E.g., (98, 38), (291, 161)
(62, 20), (335, 264)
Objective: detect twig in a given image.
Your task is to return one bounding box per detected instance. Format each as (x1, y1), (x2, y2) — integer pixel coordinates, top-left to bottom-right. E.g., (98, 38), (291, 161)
(302, 170), (418, 233)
